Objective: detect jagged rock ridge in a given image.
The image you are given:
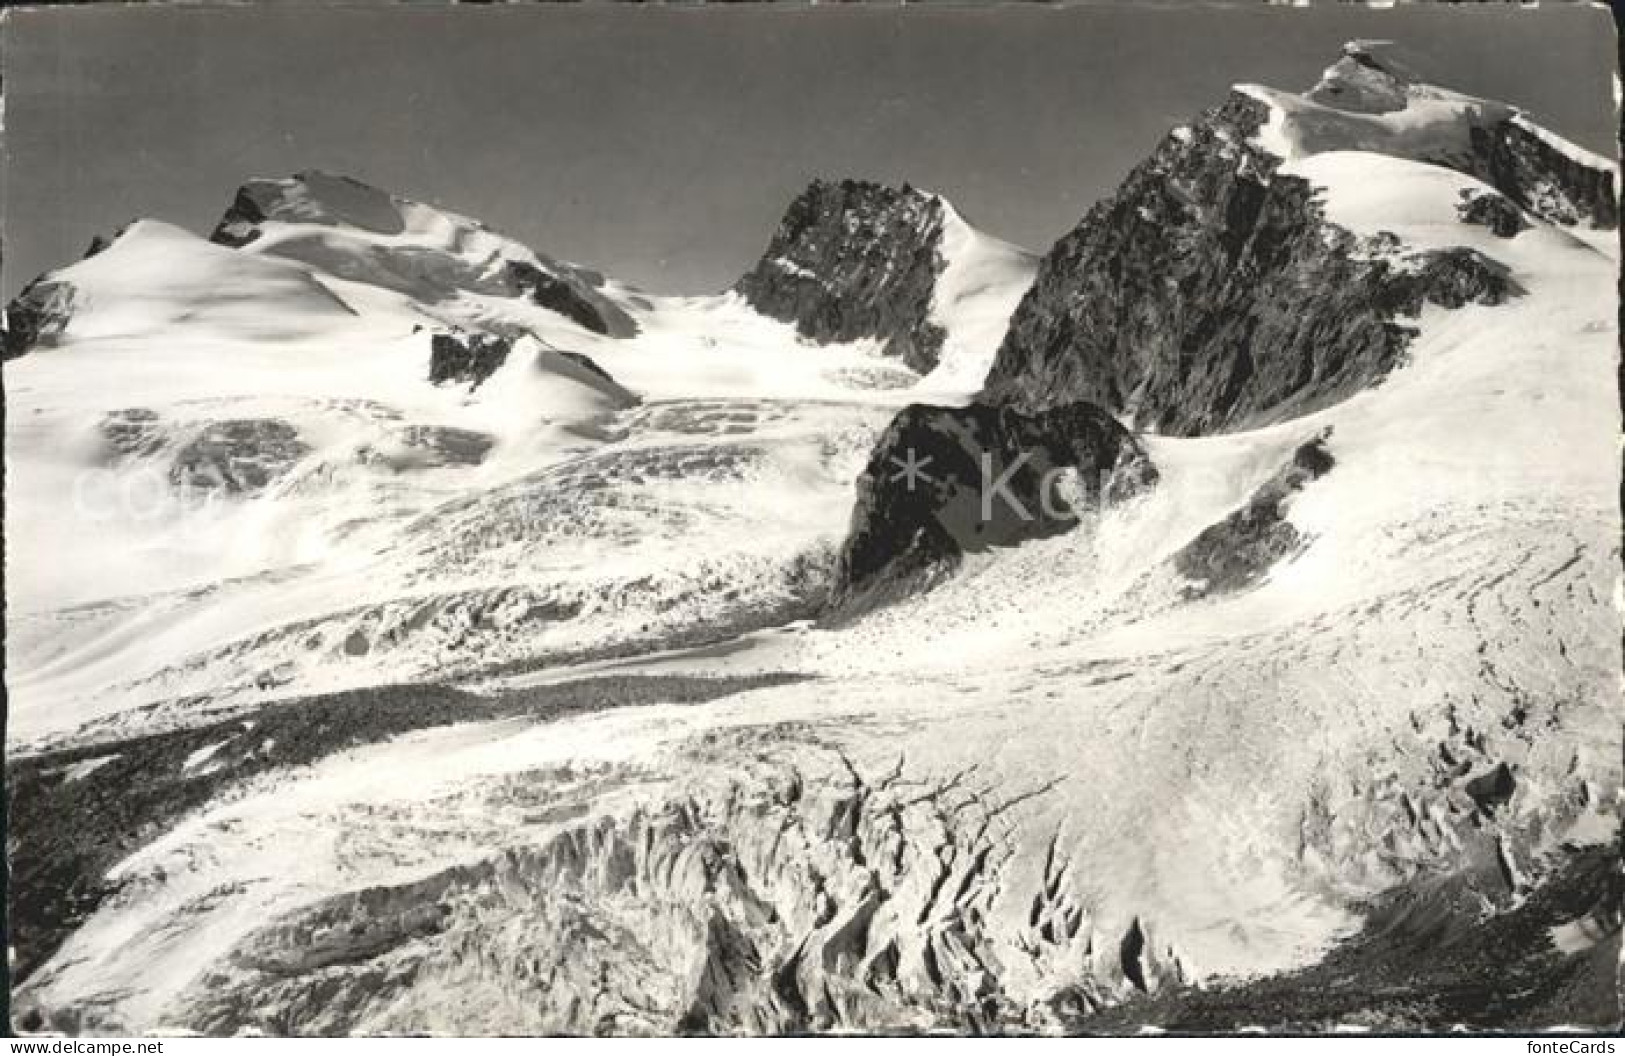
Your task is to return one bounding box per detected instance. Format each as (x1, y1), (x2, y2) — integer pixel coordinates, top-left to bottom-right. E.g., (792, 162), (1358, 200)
(1469, 117), (1618, 230)
(983, 92), (1523, 434)
(1457, 189), (1531, 238)
(734, 179), (951, 372)
(981, 43), (1602, 436)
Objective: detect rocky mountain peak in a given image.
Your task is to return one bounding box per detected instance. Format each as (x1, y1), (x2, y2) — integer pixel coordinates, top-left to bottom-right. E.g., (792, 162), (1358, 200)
(733, 178), (951, 372)
(779, 178), (943, 246)
(1306, 40), (1420, 114)
(979, 46), (1603, 436)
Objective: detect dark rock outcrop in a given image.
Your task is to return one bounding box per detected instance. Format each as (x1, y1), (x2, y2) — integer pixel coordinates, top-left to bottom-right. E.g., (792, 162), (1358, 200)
(428, 331), (511, 389)
(1457, 189), (1530, 238)
(982, 92), (1522, 435)
(2, 277), (77, 360)
(1399, 246), (1521, 309)
(169, 419), (310, 494)
(81, 221), (136, 262)
(503, 260), (618, 336)
(1119, 918), (1151, 993)
(734, 179), (949, 372)
(1464, 762), (1517, 816)
(829, 400), (1155, 614)
(1467, 118), (1618, 231)
(210, 185), (272, 250)
(1172, 435), (1334, 597)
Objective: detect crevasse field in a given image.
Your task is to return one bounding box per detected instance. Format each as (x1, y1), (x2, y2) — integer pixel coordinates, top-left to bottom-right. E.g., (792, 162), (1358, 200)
(5, 43), (1620, 1034)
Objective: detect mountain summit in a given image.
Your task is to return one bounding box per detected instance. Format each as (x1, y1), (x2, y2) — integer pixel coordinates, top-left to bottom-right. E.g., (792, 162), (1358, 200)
(734, 179), (951, 372)
(734, 178), (1036, 382)
(210, 170), (640, 337)
(1305, 39), (1443, 113)
(980, 47), (1614, 433)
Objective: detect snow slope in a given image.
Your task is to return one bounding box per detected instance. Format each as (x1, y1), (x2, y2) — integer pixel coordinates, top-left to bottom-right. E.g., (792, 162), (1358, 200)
(917, 200), (1040, 398)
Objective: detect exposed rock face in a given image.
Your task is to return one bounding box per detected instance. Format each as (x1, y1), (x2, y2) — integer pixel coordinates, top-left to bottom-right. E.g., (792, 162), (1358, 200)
(1172, 435), (1334, 597)
(169, 419), (310, 494)
(829, 400), (1155, 613)
(1457, 189), (1530, 238)
(502, 259), (620, 335)
(424, 333), (635, 403)
(2, 278), (77, 360)
(210, 185), (271, 249)
(81, 221), (137, 262)
(734, 179), (949, 372)
(1468, 118), (1619, 231)
(1464, 762), (1517, 816)
(982, 93), (1522, 435)
(209, 171), (638, 337)
(429, 331), (511, 389)
(1400, 246), (1521, 308)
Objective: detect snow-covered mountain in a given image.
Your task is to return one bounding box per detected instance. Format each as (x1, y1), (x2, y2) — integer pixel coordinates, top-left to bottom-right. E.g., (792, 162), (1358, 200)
(5, 42), (1620, 1035)
(983, 39), (1616, 432)
(3, 171), (1042, 751)
(210, 170), (641, 338)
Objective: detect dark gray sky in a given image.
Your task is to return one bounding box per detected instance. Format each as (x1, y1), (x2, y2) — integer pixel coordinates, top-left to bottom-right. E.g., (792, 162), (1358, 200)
(3, 3), (1616, 300)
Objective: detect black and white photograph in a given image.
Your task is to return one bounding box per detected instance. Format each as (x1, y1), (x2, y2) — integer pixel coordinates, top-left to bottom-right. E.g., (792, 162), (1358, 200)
(2, 0), (1621, 1039)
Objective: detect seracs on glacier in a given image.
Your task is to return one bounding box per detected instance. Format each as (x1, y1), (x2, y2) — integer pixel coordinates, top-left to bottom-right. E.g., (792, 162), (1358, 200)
(4, 43), (1619, 1034)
